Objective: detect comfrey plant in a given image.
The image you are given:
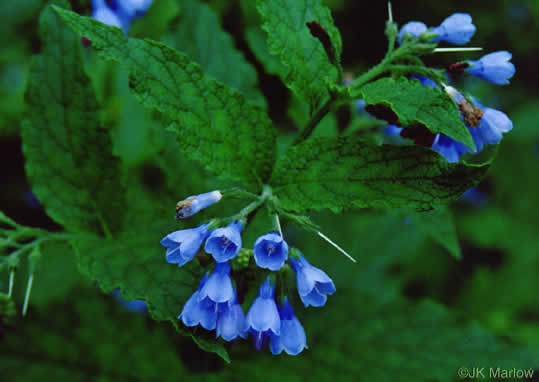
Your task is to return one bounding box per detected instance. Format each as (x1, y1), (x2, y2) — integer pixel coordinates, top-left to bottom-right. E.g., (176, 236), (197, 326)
(3, 0), (518, 363)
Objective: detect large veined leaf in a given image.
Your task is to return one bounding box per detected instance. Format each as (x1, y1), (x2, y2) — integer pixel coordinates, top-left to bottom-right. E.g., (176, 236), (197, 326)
(256, 0), (342, 111)
(271, 137), (490, 213)
(22, 2), (125, 236)
(53, 6), (276, 186)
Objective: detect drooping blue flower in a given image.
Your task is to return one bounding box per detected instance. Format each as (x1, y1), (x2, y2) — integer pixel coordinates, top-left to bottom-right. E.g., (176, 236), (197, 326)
(216, 290), (248, 342)
(270, 298), (307, 356)
(91, 0), (152, 33)
(111, 289), (148, 313)
(355, 99), (367, 114)
(469, 100), (513, 151)
(176, 190), (222, 219)
(160, 223), (211, 267)
(290, 254), (336, 308)
(179, 273), (219, 330)
(384, 124), (403, 137)
(428, 85), (474, 163)
(204, 221), (243, 263)
(246, 278), (280, 350)
(431, 133), (470, 163)
(465, 51), (516, 85)
(198, 262), (235, 305)
(253, 232), (289, 271)
(460, 186), (487, 207)
(111, 0), (153, 22)
(430, 92), (513, 163)
(398, 21), (428, 44)
(430, 13), (476, 44)
(92, 0), (125, 30)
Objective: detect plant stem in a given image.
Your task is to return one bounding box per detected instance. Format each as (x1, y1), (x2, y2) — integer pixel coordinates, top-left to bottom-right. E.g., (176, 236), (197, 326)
(349, 39), (416, 94)
(292, 98), (333, 146)
(387, 65), (446, 83)
(228, 185), (273, 223)
(290, 35), (420, 146)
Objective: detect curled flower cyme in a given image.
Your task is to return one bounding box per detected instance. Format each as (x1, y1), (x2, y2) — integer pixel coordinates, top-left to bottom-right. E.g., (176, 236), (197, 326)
(398, 21), (427, 44)
(179, 273), (219, 330)
(199, 262), (235, 305)
(430, 13), (476, 44)
(253, 232), (289, 271)
(204, 221), (243, 262)
(160, 223), (211, 267)
(176, 190), (222, 219)
(290, 253), (336, 308)
(465, 51), (516, 85)
(246, 278), (281, 350)
(216, 291), (248, 342)
(270, 298), (307, 356)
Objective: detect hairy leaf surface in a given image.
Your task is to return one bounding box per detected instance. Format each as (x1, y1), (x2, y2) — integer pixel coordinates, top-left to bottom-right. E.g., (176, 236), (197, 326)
(54, 7), (275, 186)
(22, 3), (125, 236)
(256, 0), (342, 110)
(271, 137), (489, 213)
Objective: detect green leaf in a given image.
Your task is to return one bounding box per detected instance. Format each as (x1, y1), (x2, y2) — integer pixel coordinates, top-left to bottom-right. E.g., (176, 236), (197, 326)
(411, 206), (461, 259)
(271, 137), (489, 213)
(163, 0), (266, 107)
(22, 3), (125, 236)
(72, 233), (229, 363)
(0, 290), (195, 381)
(53, 7), (275, 186)
(0, 293), (16, 327)
(360, 77), (475, 149)
(129, 0), (181, 40)
(0, 211), (17, 228)
(217, 291), (539, 382)
(245, 26), (285, 76)
(256, 0), (342, 110)
(70, 175), (229, 361)
(3, 240), (86, 309)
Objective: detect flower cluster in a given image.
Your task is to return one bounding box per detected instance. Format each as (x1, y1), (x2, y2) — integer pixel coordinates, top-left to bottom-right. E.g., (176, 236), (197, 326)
(398, 13), (476, 45)
(386, 13), (515, 163)
(91, 0), (153, 33)
(160, 191), (336, 355)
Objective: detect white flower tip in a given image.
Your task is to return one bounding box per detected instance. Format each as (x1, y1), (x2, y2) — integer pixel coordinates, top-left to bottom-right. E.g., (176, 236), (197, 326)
(211, 190), (223, 201)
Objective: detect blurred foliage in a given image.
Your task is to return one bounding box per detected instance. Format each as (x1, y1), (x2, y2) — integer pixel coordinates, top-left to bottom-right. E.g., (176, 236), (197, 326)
(0, 0), (538, 380)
